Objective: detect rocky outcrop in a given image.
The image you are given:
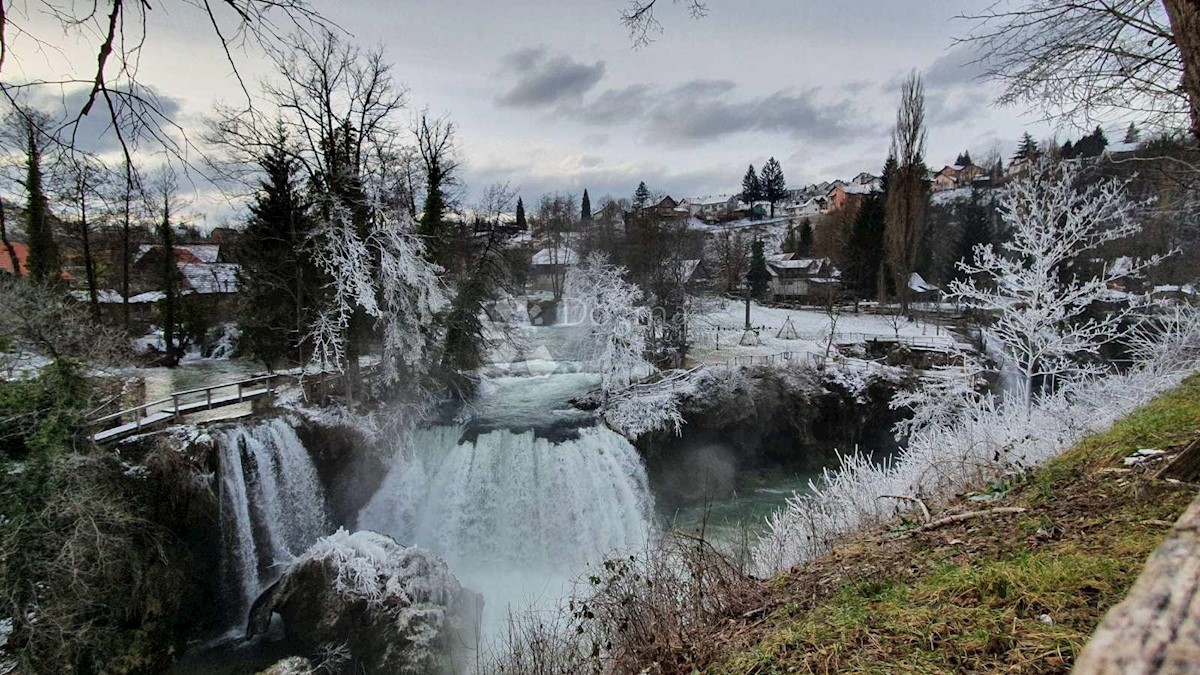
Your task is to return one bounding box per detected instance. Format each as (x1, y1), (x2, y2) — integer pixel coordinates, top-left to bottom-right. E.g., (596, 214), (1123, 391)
(248, 528), (481, 674)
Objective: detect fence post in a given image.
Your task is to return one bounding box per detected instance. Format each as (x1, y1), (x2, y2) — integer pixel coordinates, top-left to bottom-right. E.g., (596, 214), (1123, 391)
(206, 387), (213, 410)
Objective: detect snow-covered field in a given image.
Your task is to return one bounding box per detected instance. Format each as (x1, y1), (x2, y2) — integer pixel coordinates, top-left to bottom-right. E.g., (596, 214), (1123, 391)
(688, 300), (967, 364)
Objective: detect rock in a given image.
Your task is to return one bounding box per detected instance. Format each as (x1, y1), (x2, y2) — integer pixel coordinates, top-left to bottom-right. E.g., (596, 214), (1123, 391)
(257, 656), (314, 675)
(248, 528), (481, 674)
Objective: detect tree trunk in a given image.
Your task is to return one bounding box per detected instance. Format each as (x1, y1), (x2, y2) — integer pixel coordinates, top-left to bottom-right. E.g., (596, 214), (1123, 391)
(1163, 0), (1200, 143)
(160, 195), (179, 368)
(122, 168), (133, 332)
(79, 189), (100, 321)
(1074, 494), (1200, 673)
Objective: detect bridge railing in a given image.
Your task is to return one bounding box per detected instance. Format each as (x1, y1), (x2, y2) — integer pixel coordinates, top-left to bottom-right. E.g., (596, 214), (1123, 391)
(88, 372), (286, 439)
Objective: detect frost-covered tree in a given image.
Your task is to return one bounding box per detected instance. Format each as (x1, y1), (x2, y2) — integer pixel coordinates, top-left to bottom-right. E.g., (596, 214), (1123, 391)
(308, 172), (447, 396)
(948, 161), (1162, 406)
(564, 253), (653, 395)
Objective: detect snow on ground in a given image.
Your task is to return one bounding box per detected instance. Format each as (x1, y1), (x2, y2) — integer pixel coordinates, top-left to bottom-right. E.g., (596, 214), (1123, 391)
(688, 299), (968, 364)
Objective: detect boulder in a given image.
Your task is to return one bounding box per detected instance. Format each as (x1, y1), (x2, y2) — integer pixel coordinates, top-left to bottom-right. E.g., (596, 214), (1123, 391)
(248, 528), (481, 674)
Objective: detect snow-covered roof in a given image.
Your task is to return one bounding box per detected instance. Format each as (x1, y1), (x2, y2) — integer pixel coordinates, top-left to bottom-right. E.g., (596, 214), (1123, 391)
(180, 262), (239, 294)
(674, 258), (703, 281)
(1110, 256), (1134, 275)
(1152, 284), (1198, 295)
(134, 243), (221, 264)
(832, 183), (880, 196)
(68, 289), (125, 304)
(128, 291), (167, 304)
(1105, 142), (1140, 155)
(908, 272), (939, 293)
(531, 247), (578, 266)
(684, 194), (739, 207)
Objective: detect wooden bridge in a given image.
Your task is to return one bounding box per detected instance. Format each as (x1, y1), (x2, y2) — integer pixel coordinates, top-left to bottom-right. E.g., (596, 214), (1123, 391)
(89, 373), (286, 445)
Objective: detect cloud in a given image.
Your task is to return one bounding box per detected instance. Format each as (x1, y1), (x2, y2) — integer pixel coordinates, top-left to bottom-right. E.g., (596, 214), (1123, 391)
(24, 84), (185, 155)
(465, 152), (733, 206)
(923, 44), (990, 92)
(496, 47), (606, 108)
(641, 82), (869, 145)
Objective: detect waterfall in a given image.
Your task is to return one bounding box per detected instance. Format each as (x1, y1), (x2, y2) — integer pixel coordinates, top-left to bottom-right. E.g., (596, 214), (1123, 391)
(357, 425), (656, 634)
(215, 417), (329, 631)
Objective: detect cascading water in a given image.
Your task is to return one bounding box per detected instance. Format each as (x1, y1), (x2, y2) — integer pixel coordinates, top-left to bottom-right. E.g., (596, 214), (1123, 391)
(215, 417), (329, 632)
(357, 424), (656, 635)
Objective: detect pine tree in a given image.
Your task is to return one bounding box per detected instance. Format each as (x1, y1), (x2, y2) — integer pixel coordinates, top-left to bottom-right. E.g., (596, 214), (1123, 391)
(1061, 140), (1075, 159)
(581, 189), (592, 221)
(952, 188), (995, 283)
(515, 197), (527, 230)
(760, 157), (787, 218)
(782, 227), (797, 254)
(1014, 133), (1040, 161)
(747, 239), (771, 299)
(1123, 122), (1140, 144)
(797, 218), (814, 256)
(234, 131), (318, 368)
(955, 151), (973, 166)
(881, 154), (898, 193)
(23, 120), (58, 283)
(740, 164), (762, 211)
(634, 181), (651, 208)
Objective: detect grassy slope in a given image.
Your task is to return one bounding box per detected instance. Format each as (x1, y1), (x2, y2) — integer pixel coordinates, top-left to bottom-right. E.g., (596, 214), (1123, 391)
(711, 376), (1200, 674)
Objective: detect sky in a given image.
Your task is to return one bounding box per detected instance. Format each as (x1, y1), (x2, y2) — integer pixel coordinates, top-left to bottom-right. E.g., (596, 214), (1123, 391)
(7, 0), (1078, 226)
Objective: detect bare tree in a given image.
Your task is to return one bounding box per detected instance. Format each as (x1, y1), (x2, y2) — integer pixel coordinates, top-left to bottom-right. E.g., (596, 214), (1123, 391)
(962, 1), (1200, 141)
(620, 0), (709, 47)
(0, 1), (330, 159)
(884, 71), (929, 313)
(414, 110), (461, 268)
(54, 153), (110, 319)
(145, 168), (185, 366)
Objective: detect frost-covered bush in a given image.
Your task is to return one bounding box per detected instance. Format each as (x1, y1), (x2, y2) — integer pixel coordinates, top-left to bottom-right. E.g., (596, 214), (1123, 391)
(249, 528), (479, 674)
(299, 528), (461, 609)
(753, 306), (1200, 574)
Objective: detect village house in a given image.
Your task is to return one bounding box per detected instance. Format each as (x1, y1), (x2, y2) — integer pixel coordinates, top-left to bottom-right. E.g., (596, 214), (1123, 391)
(932, 164), (985, 192)
(824, 182), (880, 213)
(766, 253), (842, 302)
(679, 194), (742, 222)
(0, 241), (75, 281)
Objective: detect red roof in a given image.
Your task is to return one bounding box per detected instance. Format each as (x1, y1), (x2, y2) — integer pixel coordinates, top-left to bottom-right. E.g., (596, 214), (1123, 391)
(0, 242), (74, 280)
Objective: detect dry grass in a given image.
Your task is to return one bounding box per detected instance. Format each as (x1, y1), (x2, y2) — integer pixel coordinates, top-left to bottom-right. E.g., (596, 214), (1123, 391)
(707, 375), (1200, 674)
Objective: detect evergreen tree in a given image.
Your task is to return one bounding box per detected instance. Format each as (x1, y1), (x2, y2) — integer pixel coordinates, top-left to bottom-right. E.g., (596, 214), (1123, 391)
(634, 181), (651, 208)
(1014, 132), (1040, 161)
(955, 151), (973, 166)
(1124, 122), (1140, 144)
(747, 239), (771, 299)
(1061, 139), (1076, 159)
(845, 161), (887, 299)
(759, 157), (787, 218)
(953, 188), (994, 283)
(580, 189), (592, 221)
(880, 154), (898, 193)
(515, 197), (527, 230)
(23, 120), (58, 283)
(797, 218), (814, 256)
(740, 164), (762, 210)
(781, 226), (797, 254)
(234, 131), (318, 369)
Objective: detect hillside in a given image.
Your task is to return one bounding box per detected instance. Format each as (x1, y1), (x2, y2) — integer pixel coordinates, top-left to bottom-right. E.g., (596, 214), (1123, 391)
(706, 376), (1200, 674)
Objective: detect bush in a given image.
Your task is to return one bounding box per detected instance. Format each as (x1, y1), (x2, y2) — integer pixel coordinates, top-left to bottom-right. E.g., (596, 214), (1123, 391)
(0, 365), (216, 672)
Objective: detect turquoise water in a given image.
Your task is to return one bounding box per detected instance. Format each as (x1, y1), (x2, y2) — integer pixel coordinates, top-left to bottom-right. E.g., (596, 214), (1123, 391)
(660, 472), (824, 554)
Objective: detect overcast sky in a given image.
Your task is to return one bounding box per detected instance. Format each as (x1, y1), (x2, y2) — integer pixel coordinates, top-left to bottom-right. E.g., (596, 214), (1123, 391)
(12, 0), (1079, 225)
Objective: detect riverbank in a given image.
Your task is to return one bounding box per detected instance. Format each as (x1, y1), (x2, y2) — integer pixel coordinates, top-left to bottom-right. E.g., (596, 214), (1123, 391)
(703, 375), (1200, 673)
